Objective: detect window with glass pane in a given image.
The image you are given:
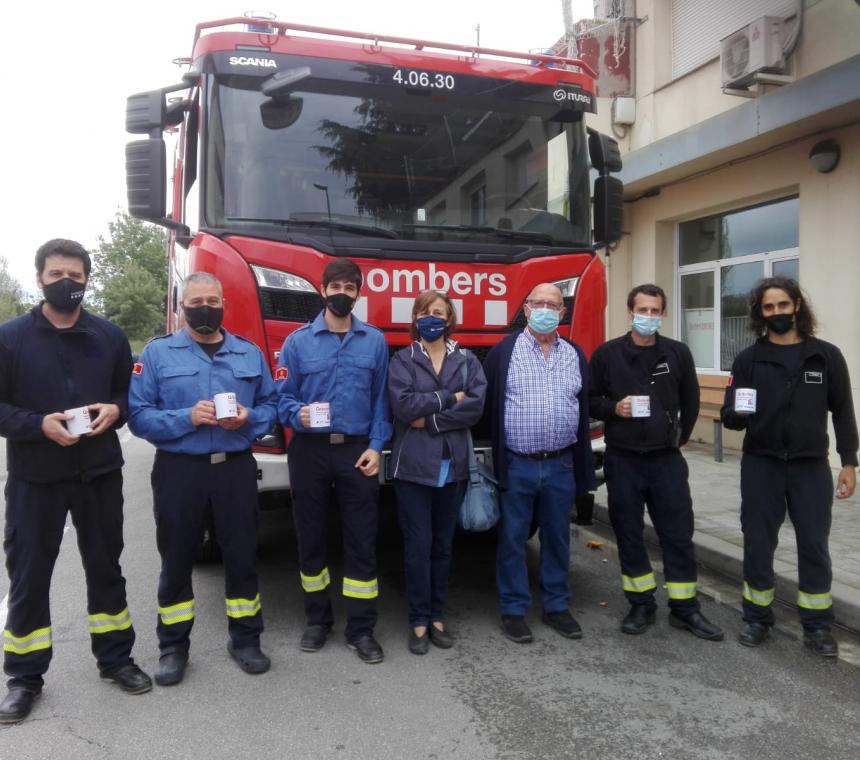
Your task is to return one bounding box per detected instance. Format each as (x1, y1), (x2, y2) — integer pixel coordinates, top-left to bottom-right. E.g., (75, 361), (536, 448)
(681, 272), (715, 369)
(720, 261), (762, 370)
(772, 258), (799, 281)
(679, 197), (799, 266)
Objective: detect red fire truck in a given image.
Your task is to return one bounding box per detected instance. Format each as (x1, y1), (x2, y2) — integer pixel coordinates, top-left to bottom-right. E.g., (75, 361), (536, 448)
(124, 15), (623, 528)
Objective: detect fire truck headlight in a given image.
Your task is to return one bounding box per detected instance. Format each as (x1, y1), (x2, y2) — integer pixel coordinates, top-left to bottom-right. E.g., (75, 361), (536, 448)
(552, 277), (579, 298)
(251, 265), (317, 293)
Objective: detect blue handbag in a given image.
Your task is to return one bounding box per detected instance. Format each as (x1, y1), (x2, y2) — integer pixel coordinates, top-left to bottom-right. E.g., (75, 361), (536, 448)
(457, 355), (499, 531)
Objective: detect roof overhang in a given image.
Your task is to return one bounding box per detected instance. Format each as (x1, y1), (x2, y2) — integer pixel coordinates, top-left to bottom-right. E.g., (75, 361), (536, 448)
(619, 54), (860, 196)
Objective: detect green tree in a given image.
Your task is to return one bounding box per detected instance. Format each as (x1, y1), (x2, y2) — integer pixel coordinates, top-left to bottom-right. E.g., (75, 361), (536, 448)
(0, 256), (26, 323)
(92, 211), (168, 341)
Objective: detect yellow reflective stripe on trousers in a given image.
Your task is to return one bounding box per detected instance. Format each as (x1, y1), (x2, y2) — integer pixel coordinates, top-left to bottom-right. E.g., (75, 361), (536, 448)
(3, 626), (52, 655)
(666, 581), (697, 600)
(797, 590), (832, 610)
(622, 572), (657, 593)
(88, 607), (133, 634)
(225, 594), (261, 618)
(158, 599), (195, 625)
(343, 577), (379, 599)
(742, 582), (775, 607)
(300, 567), (331, 593)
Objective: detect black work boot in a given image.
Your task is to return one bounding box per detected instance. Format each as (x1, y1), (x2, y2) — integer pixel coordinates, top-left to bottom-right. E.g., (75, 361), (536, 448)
(0, 686), (41, 724)
(804, 627), (838, 658)
(737, 622), (770, 647)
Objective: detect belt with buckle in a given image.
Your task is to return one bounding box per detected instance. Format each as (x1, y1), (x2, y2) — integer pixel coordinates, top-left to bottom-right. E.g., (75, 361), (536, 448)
(159, 450), (250, 464)
(326, 433), (369, 445)
(511, 447), (570, 461)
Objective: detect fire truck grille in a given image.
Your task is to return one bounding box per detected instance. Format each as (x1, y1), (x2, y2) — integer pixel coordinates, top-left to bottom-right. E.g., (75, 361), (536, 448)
(259, 289), (324, 322)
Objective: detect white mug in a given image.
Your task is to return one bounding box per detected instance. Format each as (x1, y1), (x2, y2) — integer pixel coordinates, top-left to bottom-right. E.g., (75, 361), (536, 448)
(309, 402), (331, 428)
(214, 392), (238, 420)
(64, 406), (93, 436)
(734, 388), (757, 414)
(630, 395), (651, 418)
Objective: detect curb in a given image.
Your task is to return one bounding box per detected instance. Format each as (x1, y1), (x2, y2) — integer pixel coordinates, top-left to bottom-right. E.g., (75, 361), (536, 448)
(589, 500), (860, 636)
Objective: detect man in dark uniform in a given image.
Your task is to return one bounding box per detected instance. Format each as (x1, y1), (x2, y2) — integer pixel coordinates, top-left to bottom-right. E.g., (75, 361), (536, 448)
(0, 239), (151, 725)
(277, 259), (392, 663)
(590, 284), (723, 641)
(721, 277), (857, 656)
(129, 272), (278, 684)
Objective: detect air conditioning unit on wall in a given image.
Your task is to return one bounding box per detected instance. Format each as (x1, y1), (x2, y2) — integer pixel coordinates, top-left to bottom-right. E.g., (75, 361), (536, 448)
(720, 16), (786, 89)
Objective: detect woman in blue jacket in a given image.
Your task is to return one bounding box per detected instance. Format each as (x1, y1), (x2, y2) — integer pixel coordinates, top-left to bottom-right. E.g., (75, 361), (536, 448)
(388, 290), (487, 654)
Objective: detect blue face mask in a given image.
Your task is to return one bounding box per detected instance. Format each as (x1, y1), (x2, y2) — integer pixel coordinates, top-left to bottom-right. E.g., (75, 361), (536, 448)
(527, 308), (561, 334)
(632, 314), (662, 337)
(416, 315), (447, 342)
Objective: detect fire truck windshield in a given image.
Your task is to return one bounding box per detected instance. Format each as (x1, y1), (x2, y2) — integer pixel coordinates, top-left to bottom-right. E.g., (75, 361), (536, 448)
(203, 57), (592, 249)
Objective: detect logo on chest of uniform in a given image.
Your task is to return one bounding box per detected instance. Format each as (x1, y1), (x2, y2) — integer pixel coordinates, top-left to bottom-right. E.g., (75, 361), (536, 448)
(804, 370), (823, 384)
(275, 366), (289, 381)
(652, 362), (670, 376)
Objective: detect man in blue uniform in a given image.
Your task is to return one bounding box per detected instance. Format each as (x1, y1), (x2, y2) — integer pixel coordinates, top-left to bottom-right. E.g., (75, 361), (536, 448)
(0, 239), (151, 725)
(129, 272), (278, 685)
(277, 259), (392, 663)
(722, 277), (857, 656)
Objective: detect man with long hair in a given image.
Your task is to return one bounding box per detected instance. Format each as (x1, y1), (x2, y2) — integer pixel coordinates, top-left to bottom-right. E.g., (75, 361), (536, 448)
(721, 277), (857, 656)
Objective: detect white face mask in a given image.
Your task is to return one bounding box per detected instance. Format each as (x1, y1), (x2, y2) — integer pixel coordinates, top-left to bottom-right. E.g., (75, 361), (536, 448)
(632, 314), (662, 337)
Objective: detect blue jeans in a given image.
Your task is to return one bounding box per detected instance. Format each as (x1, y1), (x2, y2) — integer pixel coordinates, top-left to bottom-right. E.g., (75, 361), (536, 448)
(497, 450), (575, 616)
(394, 479), (466, 627)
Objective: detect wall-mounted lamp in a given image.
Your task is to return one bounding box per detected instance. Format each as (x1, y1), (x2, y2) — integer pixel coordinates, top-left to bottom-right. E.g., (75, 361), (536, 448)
(809, 139), (841, 174)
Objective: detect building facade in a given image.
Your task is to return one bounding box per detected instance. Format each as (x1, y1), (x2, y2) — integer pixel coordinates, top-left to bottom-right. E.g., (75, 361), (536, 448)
(582, 0), (860, 456)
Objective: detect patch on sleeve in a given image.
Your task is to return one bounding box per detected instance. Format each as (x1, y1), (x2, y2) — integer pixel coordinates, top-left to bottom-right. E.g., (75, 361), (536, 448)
(726, 374), (733, 387)
(132, 362), (144, 376)
(275, 366), (288, 381)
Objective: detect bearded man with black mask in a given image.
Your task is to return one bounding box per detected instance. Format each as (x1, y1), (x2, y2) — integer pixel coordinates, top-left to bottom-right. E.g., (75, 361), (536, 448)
(0, 239), (152, 724)
(129, 272), (278, 685)
(276, 259), (392, 663)
(722, 277), (857, 657)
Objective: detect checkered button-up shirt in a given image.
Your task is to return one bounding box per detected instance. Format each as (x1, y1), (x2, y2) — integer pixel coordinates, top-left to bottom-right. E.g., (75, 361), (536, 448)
(503, 330), (581, 454)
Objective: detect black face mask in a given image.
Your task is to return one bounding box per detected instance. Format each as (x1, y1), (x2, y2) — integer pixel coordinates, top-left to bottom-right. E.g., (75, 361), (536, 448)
(42, 277), (86, 313)
(183, 305), (224, 335)
(765, 313), (794, 335)
(325, 293), (356, 318)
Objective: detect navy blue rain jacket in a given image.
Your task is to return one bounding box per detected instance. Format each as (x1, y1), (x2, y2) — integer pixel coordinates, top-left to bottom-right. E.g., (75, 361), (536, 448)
(388, 342), (487, 487)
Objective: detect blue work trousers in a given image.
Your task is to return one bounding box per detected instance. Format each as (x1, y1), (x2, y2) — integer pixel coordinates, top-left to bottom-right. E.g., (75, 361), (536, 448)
(496, 450), (575, 616)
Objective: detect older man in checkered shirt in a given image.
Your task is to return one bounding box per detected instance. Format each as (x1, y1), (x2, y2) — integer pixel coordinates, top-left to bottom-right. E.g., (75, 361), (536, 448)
(481, 283), (595, 644)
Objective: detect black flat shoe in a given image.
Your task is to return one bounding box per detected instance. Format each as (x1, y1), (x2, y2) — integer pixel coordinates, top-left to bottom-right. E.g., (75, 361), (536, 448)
(429, 625), (454, 649)
(101, 664), (153, 694)
(408, 629), (429, 655)
(737, 622), (770, 647)
(541, 610), (583, 639)
(347, 634), (384, 663)
(668, 610), (724, 641)
(228, 642), (271, 674)
(804, 627), (838, 657)
(501, 615), (533, 643)
(300, 625), (332, 652)
(155, 652), (189, 686)
(0, 687), (41, 724)
(621, 605), (656, 635)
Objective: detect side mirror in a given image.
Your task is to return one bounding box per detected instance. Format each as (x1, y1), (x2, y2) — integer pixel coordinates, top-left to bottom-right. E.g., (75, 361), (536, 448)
(594, 175), (624, 246)
(588, 131), (622, 174)
(126, 140), (166, 219)
(126, 91), (166, 135)
(260, 97), (304, 130)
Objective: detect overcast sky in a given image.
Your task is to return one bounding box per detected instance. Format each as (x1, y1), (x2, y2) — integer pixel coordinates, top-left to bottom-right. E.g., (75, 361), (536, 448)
(1, 0), (594, 294)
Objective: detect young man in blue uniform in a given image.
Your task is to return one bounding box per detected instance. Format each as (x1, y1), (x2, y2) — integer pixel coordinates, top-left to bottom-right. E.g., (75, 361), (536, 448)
(722, 277), (857, 656)
(129, 273), (278, 685)
(277, 259), (392, 663)
(0, 239), (151, 725)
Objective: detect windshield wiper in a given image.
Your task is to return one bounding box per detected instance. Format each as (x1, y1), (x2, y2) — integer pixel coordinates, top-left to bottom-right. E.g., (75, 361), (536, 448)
(225, 217), (398, 239)
(403, 224), (553, 244)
